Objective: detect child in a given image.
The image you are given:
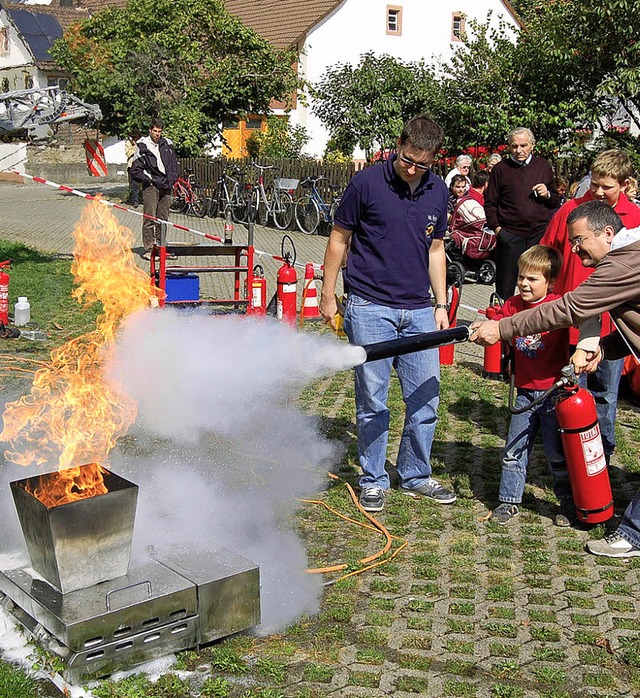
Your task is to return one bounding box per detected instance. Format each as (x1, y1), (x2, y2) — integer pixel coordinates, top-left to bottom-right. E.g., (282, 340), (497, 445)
(490, 245), (577, 527)
(448, 174), (468, 223)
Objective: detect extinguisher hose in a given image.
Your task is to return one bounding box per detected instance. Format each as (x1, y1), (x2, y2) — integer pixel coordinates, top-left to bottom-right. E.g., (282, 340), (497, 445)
(508, 374), (568, 414)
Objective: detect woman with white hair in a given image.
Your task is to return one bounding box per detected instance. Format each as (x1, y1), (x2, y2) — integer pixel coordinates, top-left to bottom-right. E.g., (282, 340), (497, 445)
(444, 154), (473, 189)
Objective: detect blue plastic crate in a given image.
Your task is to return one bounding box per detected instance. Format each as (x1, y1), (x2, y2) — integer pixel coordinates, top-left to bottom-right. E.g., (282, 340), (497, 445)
(165, 273), (200, 302)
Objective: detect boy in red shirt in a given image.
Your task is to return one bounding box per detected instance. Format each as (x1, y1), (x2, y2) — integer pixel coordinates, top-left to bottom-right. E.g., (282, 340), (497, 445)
(490, 246), (576, 526)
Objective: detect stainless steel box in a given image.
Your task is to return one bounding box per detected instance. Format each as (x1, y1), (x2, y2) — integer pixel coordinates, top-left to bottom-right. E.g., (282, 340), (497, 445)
(10, 465), (138, 593)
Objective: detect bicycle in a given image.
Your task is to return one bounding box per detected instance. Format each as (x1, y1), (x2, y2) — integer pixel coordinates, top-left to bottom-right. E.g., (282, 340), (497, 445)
(170, 169), (207, 218)
(294, 176), (343, 235)
(207, 165), (248, 223)
(245, 163), (295, 230)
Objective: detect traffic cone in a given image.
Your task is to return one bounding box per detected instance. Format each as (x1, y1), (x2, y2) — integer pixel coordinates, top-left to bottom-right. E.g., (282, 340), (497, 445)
(300, 262), (321, 320)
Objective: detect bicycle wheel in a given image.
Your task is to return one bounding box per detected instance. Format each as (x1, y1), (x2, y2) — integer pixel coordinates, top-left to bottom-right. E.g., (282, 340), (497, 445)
(249, 189), (268, 225)
(207, 188), (221, 218)
(170, 183), (188, 213)
(295, 195), (320, 234)
(272, 190), (293, 230)
(189, 185), (207, 218)
(232, 190), (248, 223)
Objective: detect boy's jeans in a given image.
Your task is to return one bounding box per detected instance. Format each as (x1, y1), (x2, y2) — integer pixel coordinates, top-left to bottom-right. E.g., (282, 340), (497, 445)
(344, 294), (440, 491)
(498, 389), (572, 504)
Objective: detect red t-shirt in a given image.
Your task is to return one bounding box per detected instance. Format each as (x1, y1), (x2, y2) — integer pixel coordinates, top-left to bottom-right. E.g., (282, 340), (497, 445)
(541, 191), (640, 343)
(494, 293), (569, 390)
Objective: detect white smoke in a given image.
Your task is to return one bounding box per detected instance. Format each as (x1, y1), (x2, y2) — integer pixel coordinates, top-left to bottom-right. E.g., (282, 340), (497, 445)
(103, 309), (362, 632)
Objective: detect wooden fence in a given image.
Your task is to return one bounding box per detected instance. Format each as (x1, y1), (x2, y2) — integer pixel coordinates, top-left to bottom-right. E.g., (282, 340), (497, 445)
(178, 155), (590, 200)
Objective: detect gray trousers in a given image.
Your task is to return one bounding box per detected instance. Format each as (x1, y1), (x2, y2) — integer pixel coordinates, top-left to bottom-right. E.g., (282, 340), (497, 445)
(142, 184), (172, 251)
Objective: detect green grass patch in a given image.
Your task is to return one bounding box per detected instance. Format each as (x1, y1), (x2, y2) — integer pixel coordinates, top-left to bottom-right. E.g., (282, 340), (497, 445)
(396, 675), (430, 693)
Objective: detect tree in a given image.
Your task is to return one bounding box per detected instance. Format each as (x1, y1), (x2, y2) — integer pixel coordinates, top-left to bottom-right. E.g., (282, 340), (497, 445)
(51, 0), (299, 155)
(312, 53), (440, 159)
(245, 116), (309, 159)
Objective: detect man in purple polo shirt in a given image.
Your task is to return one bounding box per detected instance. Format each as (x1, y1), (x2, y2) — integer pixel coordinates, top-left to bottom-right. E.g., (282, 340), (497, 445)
(319, 114), (456, 513)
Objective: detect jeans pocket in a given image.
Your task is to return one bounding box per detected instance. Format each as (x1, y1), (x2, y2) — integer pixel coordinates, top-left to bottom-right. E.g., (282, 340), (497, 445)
(347, 293), (372, 308)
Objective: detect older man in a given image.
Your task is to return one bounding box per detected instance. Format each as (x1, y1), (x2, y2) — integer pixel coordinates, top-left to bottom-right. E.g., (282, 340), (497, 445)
(470, 200), (640, 558)
(485, 127), (560, 300)
(320, 114), (455, 513)
(445, 154), (472, 189)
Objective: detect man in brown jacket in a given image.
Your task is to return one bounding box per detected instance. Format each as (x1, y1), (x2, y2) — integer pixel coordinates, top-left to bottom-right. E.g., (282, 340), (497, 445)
(470, 200), (640, 558)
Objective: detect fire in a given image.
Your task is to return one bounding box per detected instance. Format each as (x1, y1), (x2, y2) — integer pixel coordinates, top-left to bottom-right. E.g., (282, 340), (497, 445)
(1, 198), (163, 505)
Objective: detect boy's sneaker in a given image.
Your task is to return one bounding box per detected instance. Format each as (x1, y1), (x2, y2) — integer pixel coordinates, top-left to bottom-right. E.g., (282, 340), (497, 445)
(399, 478), (456, 504)
(586, 532), (640, 558)
(554, 499), (577, 528)
(491, 503), (520, 525)
(359, 486), (385, 513)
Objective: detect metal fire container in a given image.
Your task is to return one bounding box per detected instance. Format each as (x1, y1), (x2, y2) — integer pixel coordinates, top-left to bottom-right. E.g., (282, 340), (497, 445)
(10, 465), (138, 594)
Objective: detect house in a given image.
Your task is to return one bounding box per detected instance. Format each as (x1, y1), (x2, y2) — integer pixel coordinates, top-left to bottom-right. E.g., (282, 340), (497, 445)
(224, 0), (521, 158)
(0, 1), (88, 93)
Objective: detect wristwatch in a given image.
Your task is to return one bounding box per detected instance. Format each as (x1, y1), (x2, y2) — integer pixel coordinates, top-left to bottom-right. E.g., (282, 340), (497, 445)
(435, 303), (450, 311)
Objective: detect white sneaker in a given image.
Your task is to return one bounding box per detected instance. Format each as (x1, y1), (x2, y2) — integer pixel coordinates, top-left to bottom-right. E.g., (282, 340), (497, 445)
(586, 532), (640, 558)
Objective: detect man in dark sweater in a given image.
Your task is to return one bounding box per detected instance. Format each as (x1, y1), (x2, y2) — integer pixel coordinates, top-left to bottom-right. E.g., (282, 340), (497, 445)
(485, 127), (560, 299)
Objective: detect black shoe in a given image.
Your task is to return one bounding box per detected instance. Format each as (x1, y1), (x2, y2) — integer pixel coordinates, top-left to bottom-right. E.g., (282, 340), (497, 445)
(399, 478), (456, 504)
(359, 487), (385, 513)
(490, 503), (520, 525)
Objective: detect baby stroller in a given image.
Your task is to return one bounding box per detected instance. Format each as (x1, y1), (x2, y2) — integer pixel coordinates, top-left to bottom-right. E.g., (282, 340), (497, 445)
(445, 199), (497, 286)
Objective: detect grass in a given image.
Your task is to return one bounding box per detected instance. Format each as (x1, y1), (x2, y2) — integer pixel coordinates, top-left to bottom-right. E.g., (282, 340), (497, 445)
(2, 240), (639, 696)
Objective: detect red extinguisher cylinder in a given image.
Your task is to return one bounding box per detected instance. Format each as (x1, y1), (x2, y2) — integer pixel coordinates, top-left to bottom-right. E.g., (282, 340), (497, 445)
(247, 265), (267, 316)
(439, 284), (460, 366)
(556, 385), (613, 524)
(483, 304), (504, 379)
(0, 261), (10, 326)
(277, 260), (298, 326)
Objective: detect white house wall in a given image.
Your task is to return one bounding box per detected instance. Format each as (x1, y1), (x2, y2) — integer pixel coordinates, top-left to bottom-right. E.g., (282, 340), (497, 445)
(0, 8), (45, 92)
(286, 0), (519, 158)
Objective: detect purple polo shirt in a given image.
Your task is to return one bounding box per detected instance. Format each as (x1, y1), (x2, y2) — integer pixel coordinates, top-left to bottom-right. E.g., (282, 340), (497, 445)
(335, 155), (448, 308)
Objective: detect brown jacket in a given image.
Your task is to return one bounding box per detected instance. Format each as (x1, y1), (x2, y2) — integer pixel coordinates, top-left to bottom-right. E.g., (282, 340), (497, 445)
(498, 237), (640, 360)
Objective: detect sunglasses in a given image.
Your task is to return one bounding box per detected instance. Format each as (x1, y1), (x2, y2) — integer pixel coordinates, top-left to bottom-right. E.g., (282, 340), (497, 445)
(398, 154), (431, 172)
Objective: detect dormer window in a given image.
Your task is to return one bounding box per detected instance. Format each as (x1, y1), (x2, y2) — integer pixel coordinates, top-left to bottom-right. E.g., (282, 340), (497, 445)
(0, 26), (9, 55)
(387, 6), (402, 36)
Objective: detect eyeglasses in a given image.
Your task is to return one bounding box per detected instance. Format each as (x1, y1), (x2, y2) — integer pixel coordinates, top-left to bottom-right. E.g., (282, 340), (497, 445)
(398, 154), (431, 172)
(569, 232), (596, 249)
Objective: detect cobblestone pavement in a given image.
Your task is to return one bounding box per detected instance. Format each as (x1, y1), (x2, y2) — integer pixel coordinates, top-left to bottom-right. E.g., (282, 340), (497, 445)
(2, 178), (639, 697)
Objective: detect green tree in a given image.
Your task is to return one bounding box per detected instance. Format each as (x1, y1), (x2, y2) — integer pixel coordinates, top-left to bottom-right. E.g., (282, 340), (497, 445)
(312, 52), (440, 159)
(51, 0), (299, 155)
(245, 116), (309, 159)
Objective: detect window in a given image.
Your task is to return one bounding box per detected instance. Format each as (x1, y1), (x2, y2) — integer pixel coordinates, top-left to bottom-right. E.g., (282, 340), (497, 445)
(47, 76), (69, 91)
(451, 12), (466, 41)
(24, 74), (33, 89)
(0, 26), (9, 55)
(386, 6), (402, 35)
(2, 78), (9, 93)
(245, 117), (263, 130)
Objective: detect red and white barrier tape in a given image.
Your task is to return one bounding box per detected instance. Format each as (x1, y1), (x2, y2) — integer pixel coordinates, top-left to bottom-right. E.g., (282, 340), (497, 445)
(7, 170), (324, 271)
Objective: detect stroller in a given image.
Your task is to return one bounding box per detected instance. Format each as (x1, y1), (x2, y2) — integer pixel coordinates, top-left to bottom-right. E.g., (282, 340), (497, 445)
(445, 197), (497, 286)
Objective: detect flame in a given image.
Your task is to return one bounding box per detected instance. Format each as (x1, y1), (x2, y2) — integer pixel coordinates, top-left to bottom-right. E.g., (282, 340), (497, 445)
(1, 198), (163, 505)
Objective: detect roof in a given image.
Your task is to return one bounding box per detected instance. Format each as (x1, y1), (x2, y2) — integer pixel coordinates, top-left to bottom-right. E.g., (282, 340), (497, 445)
(224, 0), (344, 50)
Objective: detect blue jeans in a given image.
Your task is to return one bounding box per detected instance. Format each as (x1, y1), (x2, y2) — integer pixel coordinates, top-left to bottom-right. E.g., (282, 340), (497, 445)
(618, 489), (640, 548)
(578, 357), (624, 459)
(498, 389), (572, 505)
(344, 294), (440, 490)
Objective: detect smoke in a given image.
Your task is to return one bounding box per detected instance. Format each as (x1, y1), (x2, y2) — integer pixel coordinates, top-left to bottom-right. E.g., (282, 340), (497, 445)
(102, 309), (363, 632)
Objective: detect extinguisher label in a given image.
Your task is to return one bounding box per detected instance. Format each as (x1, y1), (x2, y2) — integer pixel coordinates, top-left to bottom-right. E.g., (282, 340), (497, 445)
(580, 425), (607, 476)
(282, 283), (296, 293)
(277, 300), (283, 320)
(251, 286), (261, 307)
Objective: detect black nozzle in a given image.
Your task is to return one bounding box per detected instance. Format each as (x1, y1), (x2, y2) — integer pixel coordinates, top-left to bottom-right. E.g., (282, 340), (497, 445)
(362, 325), (470, 363)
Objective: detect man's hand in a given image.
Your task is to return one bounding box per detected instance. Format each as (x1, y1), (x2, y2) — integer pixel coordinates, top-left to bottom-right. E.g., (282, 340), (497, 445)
(573, 346), (603, 374)
(531, 183), (550, 199)
(469, 320), (501, 346)
(434, 307), (449, 331)
(319, 294), (338, 330)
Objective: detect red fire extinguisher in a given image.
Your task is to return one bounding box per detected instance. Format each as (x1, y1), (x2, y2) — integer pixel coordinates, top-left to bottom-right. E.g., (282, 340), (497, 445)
(555, 370), (613, 524)
(0, 260), (10, 326)
(509, 365), (614, 525)
(277, 237), (298, 325)
(247, 264), (267, 316)
(439, 283), (461, 366)
(483, 292), (505, 380)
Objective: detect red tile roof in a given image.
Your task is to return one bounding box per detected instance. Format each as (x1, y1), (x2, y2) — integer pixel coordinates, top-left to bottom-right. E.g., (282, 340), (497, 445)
(224, 0), (344, 50)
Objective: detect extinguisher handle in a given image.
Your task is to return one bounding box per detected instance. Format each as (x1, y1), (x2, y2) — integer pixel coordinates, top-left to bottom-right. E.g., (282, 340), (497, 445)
(0, 260), (10, 269)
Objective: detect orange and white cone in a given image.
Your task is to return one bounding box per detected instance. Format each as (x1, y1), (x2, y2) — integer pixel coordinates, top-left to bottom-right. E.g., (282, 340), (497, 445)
(301, 262), (321, 320)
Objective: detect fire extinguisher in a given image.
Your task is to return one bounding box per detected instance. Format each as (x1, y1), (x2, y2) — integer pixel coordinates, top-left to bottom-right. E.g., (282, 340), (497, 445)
(439, 283), (461, 366)
(247, 264), (267, 316)
(0, 260), (10, 326)
(483, 292), (505, 380)
(277, 235), (298, 326)
(509, 365), (613, 525)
